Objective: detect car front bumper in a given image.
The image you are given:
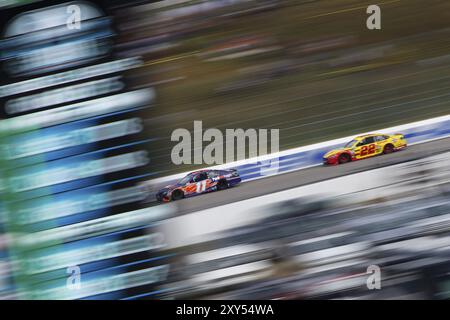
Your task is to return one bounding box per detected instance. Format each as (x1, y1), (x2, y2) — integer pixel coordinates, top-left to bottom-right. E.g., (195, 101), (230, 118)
(323, 156), (338, 165)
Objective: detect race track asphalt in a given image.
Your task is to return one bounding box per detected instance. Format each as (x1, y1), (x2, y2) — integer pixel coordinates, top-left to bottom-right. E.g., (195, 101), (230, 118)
(167, 136), (450, 216)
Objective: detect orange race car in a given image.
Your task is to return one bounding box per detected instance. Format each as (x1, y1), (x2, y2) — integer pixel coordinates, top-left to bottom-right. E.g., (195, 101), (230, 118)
(323, 133), (407, 165)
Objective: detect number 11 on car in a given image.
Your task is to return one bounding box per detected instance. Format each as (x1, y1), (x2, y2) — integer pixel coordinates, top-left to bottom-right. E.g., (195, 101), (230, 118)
(196, 180), (207, 193)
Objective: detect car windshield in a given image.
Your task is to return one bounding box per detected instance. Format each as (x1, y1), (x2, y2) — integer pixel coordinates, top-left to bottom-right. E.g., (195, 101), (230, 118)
(345, 139), (358, 148)
(178, 174), (193, 185)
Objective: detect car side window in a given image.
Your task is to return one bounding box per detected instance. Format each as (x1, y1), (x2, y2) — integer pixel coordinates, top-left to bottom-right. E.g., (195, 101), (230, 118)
(375, 135), (386, 142)
(194, 173), (208, 182)
(364, 137), (375, 144)
(208, 171), (218, 178)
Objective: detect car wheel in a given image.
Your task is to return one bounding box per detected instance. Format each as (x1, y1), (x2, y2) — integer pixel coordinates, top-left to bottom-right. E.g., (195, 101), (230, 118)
(217, 180), (228, 190)
(383, 144), (394, 154)
(171, 190), (184, 201)
(338, 153), (351, 164)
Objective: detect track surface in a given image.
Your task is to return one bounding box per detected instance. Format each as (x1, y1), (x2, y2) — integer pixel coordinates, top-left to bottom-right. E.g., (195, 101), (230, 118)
(171, 136), (450, 215)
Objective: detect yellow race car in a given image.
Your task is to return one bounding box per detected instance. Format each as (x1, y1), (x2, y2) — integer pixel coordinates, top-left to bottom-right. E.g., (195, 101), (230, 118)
(323, 133), (407, 165)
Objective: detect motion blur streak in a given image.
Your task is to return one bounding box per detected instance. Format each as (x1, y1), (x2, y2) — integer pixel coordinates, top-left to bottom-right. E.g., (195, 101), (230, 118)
(0, 0), (449, 300)
(158, 152), (450, 299)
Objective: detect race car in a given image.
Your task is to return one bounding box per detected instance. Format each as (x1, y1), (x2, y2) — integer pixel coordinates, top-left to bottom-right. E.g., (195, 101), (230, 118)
(323, 133), (407, 165)
(156, 169), (241, 202)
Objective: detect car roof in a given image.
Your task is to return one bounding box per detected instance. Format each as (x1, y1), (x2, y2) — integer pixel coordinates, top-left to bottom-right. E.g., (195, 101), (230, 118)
(188, 169), (209, 175)
(354, 133), (386, 140)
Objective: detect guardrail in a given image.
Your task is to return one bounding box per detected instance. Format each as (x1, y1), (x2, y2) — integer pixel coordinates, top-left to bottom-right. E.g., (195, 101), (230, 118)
(148, 114), (450, 189)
